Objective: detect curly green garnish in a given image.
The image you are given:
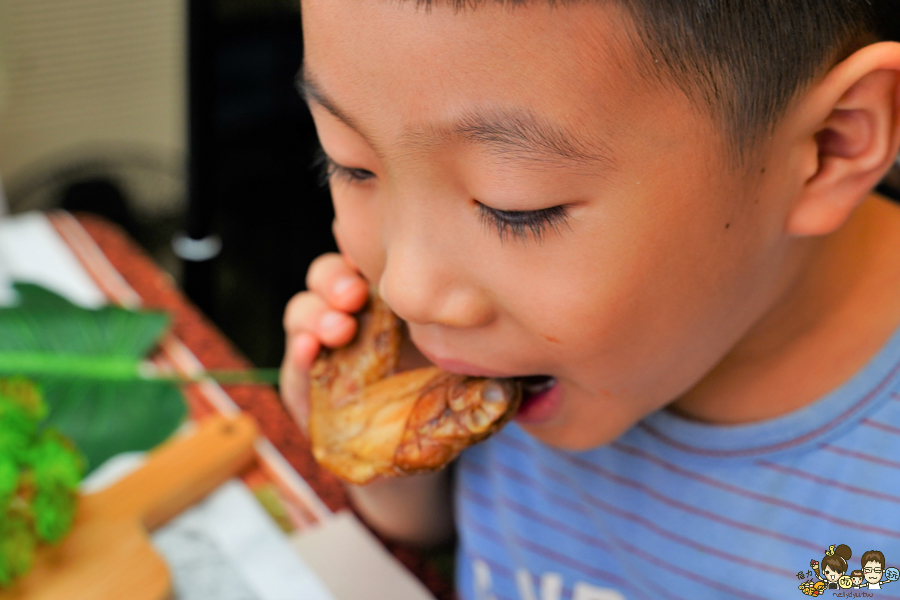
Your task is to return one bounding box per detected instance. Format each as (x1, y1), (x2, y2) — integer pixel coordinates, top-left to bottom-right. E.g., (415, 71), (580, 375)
(0, 377), (84, 587)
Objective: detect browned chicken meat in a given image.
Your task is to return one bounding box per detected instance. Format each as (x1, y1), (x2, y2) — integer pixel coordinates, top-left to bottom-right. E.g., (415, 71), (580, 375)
(309, 294), (522, 484)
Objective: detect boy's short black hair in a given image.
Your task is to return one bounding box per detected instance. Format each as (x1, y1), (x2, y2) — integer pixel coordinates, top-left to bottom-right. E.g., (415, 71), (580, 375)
(414, 1), (900, 158)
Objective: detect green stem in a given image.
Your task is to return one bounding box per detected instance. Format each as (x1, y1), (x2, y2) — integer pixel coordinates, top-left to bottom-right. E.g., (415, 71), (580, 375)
(180, 369), (282, 385)
(0, 353), (281, 385)
(0, 353), (140, 380)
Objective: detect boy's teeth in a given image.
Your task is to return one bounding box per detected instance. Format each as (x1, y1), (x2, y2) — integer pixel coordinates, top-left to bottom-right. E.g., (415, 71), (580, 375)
(520, 376), (556, 394)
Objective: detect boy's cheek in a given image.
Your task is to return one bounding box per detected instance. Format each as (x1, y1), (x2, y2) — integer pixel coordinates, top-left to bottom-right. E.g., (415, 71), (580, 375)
(330, 220), (358, 272)
(332, 206), (385, 284)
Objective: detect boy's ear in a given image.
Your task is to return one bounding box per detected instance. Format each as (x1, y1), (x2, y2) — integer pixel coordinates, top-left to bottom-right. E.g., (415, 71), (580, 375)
(787, 42), (900, 237)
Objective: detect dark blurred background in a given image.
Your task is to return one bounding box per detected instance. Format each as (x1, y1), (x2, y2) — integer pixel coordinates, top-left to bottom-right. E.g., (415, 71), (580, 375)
(180, 0), (337, 367)
(0, 0), (336, 368)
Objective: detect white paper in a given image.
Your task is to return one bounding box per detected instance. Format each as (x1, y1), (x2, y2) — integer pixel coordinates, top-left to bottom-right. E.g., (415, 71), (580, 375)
(291, 511), (437, 600)
(0, 211), (105, 307)
(154, 480), (336, 600)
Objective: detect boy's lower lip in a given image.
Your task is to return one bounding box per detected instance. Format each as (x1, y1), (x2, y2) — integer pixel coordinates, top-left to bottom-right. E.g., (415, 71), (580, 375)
(515, 378), (562, 424)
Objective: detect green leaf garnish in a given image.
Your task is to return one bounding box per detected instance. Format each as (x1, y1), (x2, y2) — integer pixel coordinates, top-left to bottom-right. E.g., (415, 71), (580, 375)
(0, 283), (185, 473)
(0, 378), (84, 587)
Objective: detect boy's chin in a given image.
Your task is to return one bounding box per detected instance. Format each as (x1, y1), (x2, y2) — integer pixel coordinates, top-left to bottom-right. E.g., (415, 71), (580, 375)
(515, 405), (638, 451)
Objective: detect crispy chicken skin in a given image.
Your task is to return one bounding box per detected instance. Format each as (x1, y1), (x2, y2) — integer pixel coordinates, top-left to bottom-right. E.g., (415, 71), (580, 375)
(309, 295), (522, 484)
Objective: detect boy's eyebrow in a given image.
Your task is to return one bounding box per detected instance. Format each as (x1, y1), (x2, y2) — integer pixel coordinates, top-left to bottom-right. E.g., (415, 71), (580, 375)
(297, 70), (368, 141)
(298, 68), (614, 170)
(412, 108), (614, 170)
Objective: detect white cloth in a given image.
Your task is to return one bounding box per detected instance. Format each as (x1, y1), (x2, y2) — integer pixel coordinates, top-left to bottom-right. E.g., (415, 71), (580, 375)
(0, 212), (105, 307)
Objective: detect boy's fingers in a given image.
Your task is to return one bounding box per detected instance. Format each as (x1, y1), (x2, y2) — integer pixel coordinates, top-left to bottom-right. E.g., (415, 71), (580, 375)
(306, 253), (369, 313)
(279, 335), (314, 433)
(281, 250), (371, 436)
(283, 291), (359, 348)
(284, 291), (326, 333)
(290, 331), (321, 368)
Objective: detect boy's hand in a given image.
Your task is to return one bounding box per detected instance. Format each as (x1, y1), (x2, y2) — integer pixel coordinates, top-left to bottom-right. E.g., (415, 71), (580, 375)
(280, 253), (369, 433)
(280, 253), (455, 546)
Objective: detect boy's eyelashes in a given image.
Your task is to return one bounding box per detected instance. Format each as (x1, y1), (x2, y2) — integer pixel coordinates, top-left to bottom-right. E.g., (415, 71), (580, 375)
(477, 202), (571, 244)
(313, 149), (572, 244)
(313, 150), (375, 187)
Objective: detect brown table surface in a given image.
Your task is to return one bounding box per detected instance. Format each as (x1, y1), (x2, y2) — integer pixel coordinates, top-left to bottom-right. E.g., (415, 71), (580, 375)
(72, 213), (455, 600)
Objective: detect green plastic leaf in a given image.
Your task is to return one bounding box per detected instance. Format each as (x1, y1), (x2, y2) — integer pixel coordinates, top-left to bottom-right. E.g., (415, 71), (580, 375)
(0, 283), (186, 473)
(0, 283), (170, 358)
(39, 379), (185, 473)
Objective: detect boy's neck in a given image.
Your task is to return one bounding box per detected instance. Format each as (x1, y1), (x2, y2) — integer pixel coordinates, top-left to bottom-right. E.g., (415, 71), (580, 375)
(671, 193), (900, 424)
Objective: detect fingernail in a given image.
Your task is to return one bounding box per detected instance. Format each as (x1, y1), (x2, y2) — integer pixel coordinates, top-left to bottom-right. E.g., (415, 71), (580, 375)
(333, 277), (356, 297)
(319, 311), (345, 333)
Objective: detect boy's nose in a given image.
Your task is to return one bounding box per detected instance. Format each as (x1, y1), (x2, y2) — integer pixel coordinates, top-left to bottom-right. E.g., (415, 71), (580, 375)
(377, 239), (494, 330)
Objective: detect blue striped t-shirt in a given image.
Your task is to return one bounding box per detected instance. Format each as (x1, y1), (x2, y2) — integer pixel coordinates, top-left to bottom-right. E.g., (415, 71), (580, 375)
(455, 324), (900, 600)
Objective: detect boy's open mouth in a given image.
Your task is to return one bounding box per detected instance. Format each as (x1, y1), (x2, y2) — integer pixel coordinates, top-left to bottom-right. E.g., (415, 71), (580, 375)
(515, 375), (560, 423)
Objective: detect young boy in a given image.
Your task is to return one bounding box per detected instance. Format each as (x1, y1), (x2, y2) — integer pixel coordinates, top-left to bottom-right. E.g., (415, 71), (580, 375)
(280, 1), (900, 598)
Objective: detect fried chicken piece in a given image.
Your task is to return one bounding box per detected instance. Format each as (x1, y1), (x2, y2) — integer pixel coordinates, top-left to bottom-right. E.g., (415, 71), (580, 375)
(309, 295), (521, 484)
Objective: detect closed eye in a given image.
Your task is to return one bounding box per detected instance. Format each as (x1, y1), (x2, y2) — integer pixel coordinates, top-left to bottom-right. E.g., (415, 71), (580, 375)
(477, 202), (571, 243)
(313, 149), (375, 187)
(312, 148), (571, 244)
